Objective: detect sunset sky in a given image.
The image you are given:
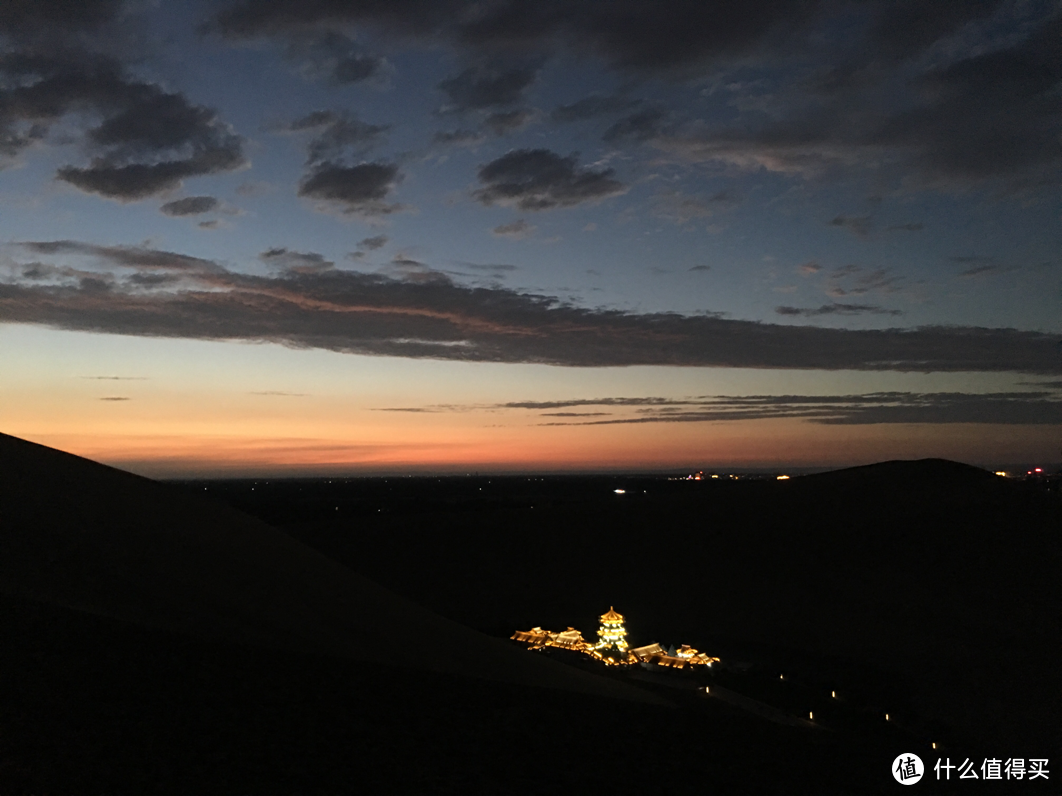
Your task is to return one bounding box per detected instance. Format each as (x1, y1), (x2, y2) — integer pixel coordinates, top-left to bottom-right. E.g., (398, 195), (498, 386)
(1, 0), (1060, 476)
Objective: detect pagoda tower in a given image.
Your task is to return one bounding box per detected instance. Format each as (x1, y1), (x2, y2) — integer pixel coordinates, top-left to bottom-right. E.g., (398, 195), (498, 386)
(593, 606), (629, 661)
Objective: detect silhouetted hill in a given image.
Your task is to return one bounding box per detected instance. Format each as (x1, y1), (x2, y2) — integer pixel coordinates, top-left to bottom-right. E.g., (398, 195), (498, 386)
(0, 431), (660, 704)
(797, 458), (1000, 490)
(2, 436), (1057, 794)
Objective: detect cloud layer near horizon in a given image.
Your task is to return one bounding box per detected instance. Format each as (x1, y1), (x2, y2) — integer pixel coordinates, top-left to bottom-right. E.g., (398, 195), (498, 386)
(2, 241), (1060, 374)
(375, 390), (1062, 426)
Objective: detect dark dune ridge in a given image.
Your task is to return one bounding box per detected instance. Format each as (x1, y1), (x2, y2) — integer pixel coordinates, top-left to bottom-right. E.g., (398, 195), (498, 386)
(0, 431), (661, 705)
(1, 433), (1057, 794)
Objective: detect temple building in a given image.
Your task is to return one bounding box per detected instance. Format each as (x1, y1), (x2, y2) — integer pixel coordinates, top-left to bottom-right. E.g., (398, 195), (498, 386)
(511, 606), (719, 669)
(591, 606), (629, 662)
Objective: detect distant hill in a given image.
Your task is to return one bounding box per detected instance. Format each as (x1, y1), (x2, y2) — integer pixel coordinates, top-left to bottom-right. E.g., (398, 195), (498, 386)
(0, 432), (661, 705)
(796, 458), (1000, 489)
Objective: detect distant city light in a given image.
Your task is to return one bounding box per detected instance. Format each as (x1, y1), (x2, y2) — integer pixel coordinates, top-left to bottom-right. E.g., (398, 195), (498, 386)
(777, 475), (790, 480)
(614, 489), (626, 494)
(995, 471), (1007, 477)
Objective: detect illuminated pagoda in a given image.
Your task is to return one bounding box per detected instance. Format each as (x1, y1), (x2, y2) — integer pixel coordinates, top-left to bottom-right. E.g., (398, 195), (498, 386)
(511, 606), (718, 670)
(592, 606), (629, 661)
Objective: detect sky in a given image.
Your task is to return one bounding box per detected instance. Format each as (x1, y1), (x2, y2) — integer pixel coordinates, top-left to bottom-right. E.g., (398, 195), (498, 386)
(0, 0), (1060, 477)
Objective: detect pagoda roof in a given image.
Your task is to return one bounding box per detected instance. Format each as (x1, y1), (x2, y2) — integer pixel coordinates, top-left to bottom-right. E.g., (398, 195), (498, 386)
(600, 606), (624, 622)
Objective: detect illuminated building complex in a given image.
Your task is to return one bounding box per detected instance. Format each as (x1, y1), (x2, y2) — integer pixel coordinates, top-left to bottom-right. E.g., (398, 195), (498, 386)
(512, 607), (719, 669)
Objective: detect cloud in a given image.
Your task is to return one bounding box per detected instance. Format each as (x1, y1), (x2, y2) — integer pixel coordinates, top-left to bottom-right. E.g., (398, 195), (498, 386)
(437, 65), (537, 111)
(210, 0), (820, 74)
(473, 149), (627, 211)
(551, 95), (640, 123)
(688, 265), (710, 273)
(0, 0), (123, 36)
(650, 11), (1062, 189)
(828, 215), (872, 238)
(287, 110), (388, 164)
(80, 375), (147, 380)
(522, 391), (1062, 426)
(298, 161), (406, 216)
(0, 50), (246, 200)
(776, 302), (903, 317)
(250, 391), (308, 396)
(282, 31), (384, 85)
(160, 196), (219, 216)
(358, 235), (389, 250)
(602, 109), (666, 143)
(887, 223), (923, 232)
(798, 262), (822, 275)
(3, 239), (1062, 374)
(652, 190), (738, 225)
(484, 109), (534, 136)
(433, 129), (486, 147)
(260, 247), (334, 274)
(492, 219), (535, 239)
(99, 396), (130, 401)
(823, 266), (903, 298)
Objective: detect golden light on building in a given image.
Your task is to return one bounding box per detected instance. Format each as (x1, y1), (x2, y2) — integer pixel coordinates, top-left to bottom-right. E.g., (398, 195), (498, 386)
(594, 606), (629, 653)
(511, 606), (719, 670)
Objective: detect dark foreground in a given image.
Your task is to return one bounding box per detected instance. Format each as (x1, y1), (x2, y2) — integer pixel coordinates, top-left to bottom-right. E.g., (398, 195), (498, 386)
(1, 451), (1058, 794)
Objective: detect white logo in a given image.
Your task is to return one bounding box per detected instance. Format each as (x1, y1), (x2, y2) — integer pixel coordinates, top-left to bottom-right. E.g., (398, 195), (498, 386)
(893, 753), (924, 785)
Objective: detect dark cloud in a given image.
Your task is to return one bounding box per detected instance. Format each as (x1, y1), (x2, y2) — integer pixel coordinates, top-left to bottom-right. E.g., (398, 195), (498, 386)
(484, 109), (533, 136)
(260, 247), (334, 274)
(127, 272), (181, 287)
(0, 52), (245, 199)
(540, 412), (611, 417)
(887, 223), (923, 232)
(602, 108), (665, 143)
(492, 219), (534, 239)
(432, 129), (486, 147)
(638, 10), (1062, 188)
(474, 149), (626, 211)
(652, 190), (737, 224)
(17, 240), (222, 273)
(287, 110), (388, 164)
(3, 239), (1061, 374)
(551, 95), (640, 123)
(868, 0), (1006, 61)
(210, 0), (821, 74)
(828, 215), (871, 238)
(160, 196), (219, 216)
(437, 65), (537, 111)
(0, 0), (123, 36)
(283, 31), (384, 84)
(524, 391), (1062, 426)
(688, 265), (710, 272)
(80, 375), (147, 380)
(776, 303), (903, 317)
(98, 396), (130, 401)
(358, 235), (389, 250)
(298, 161), (405, 216)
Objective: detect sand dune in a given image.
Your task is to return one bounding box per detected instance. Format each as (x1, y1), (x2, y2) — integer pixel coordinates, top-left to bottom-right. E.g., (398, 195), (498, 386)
(0, 432), (666, 706)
